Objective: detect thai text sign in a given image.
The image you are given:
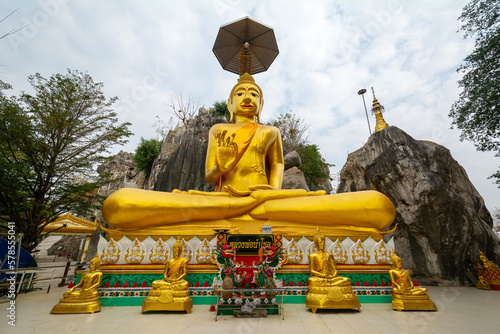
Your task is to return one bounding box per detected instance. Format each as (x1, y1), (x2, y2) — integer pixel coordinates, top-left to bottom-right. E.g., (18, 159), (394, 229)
(227, 234), (274, 255)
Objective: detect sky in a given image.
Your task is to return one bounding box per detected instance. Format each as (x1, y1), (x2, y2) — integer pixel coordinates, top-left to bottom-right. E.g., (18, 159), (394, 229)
(1, 0), (498, 213)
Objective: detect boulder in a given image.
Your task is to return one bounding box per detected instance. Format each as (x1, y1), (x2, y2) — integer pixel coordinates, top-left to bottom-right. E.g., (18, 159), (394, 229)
(282, 167), (310, 191)
(337, 126), (500, 285)
(284, 151), (301, 170)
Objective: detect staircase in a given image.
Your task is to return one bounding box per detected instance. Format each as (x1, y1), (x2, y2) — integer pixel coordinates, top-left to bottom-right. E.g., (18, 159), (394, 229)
(31, 236), (79, 290)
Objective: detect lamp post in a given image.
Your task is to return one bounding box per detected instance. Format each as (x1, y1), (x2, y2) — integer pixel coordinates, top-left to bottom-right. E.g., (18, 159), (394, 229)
(358, 89), (372, 135)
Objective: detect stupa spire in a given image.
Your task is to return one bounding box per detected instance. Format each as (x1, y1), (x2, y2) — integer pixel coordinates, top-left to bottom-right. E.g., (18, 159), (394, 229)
(371, 87), (389, 132)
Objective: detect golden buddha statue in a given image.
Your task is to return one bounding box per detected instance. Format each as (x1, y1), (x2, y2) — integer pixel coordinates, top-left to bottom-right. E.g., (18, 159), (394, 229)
(389, 254), (437, 311)
(306, 229), (360, 313)
(51, 256), (103, 314)
(101, 73), (396, 236)
(142, 238), (192, 313)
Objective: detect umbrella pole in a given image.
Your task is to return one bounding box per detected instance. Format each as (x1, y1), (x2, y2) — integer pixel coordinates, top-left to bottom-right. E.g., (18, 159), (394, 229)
(239, 46), (252, 76)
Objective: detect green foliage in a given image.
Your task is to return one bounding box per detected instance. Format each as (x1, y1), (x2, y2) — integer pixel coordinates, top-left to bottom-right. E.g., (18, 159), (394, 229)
(134, 137), (161, 177)
(271, 112), (308, 155)
(210, 100), (230, 120)
(0, 70), (132, 252)
(297, 144), (333, 188)
(449, 0), (500, 185)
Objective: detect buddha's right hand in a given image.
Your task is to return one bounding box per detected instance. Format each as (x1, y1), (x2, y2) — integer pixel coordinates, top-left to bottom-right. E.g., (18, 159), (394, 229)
(216, 130), (238, 173)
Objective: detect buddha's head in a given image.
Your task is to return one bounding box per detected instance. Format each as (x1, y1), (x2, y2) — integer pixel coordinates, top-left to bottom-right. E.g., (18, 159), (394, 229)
(89, 255), (100, 271)
(172, 239), (183, 258)
(391, 253), (401, 268)
(227, 73), (264, 123)
(313, 232), (325, 251)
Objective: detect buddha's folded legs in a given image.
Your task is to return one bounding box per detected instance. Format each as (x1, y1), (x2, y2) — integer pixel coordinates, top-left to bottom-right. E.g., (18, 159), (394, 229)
(151, 280), (189, 290)
(249, 190), (396, 230)
(102, 188), (395, 231)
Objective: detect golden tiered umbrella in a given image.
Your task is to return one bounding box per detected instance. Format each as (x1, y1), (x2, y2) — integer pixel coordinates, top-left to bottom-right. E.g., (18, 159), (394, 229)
(213, 16), (279, 76)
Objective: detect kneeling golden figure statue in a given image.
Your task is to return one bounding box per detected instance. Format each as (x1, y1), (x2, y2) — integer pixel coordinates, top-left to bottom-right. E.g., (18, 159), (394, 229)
(51, 256), (103, 314)
(306, 229), (361, 313)
(389, 254), (437, 311)
(142, 238), (193, 313)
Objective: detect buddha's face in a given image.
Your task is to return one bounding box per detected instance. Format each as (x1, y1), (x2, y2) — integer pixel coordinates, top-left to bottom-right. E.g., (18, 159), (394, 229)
(89, 259), (99, 271)
(229, 82), (263, 120)
(315, 237), (325, 251)
(172, 246), (181, 258)
(392, 257), (401, 269)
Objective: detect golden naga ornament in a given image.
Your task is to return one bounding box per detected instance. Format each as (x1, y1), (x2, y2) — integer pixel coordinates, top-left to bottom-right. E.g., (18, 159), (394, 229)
(331, 241), (348, 264)
(285, 239), (303, 264)
(195, 239), (213, 264)
(306, 228), (361, 313)
(142, 238), (192, 313)
(476, 250), (500, 290)
(124, 239), (145, 264)
(149, 238), (169, 264)
(389, 254), (437, 311)
(352, 241), (370, 264)
(100, 239), (121, 264)
(51, 256), (103, 314)
(374, 240), (392, 264)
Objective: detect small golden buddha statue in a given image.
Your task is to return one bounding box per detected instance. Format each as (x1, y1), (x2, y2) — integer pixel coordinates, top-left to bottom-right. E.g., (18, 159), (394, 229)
(51, 256), (103, 314)
(306, 229), (360, 313)
(101, 73), (396, 236)
(389, 254), (437, 311)
(142, 238), (192, 313)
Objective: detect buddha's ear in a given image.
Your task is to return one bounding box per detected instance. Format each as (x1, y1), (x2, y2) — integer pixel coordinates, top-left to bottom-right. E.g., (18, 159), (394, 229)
(257, 97), (264, 123)
(227, 97), (234, 122)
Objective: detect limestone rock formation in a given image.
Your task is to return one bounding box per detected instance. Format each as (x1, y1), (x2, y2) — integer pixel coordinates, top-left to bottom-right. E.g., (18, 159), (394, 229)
(96, 150), (145, 194)
(337, 126), (500, 285)
(147, 126), (185, 190)
(153, 109), (227, 192)
(282, 166), (310, 191)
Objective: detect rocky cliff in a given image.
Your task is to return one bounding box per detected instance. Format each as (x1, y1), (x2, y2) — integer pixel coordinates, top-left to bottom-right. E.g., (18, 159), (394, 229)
(337, 126), (500, 285)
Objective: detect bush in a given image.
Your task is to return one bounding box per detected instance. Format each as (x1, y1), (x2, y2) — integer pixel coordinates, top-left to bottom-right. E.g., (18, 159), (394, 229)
(297, 143), (333, 188)
(210, 100), (231, 120)
(134, 137), (161, 177)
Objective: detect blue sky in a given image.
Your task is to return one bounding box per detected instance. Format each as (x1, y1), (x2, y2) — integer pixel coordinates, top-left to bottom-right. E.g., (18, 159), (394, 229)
(1, 0), (498, 213)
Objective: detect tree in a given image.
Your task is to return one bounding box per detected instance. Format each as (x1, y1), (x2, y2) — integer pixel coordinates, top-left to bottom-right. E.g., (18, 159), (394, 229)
(168, 93), (200, 129)
(134, 137), (161, 177)
(271, 112), (309, 155)
(210, 100), (230, 120)
(449, 0), (500, 185)
(297, 144), (333, 188)
(0, 70), (132, 252)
